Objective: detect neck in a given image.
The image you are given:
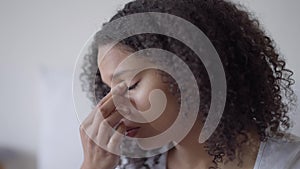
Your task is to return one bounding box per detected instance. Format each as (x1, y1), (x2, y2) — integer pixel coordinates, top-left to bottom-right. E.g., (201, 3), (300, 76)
(167, 118), (214, 169)
(167, 118), (261, 169)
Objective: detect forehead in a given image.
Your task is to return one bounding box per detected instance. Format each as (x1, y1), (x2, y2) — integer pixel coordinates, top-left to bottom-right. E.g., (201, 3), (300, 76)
(97, 44), (158, 86)
(97, 45), (131, 84)
(98, 45), (129, 69)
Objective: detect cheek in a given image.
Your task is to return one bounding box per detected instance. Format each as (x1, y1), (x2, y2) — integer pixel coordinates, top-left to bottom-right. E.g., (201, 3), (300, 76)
(130, 75), (170, 113)
(130, 75), (176, 113)
(130, 81), (179, 128)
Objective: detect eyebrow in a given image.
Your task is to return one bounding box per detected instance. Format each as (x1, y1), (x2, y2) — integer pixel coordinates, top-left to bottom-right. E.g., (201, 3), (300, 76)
(106, 68), (139, 87)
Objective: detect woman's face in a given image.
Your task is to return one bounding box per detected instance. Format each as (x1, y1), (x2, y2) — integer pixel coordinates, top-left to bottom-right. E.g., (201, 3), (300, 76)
(97, 45), (180, 138)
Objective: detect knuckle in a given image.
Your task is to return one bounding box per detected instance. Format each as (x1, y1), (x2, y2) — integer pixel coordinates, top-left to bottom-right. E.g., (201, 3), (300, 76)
(105, 120), (113, 128)
(79, 125), (86, 134)
(100, 120), (110, 129)
(99, 106), (107, 114)
(100, 119), (108, 126)
(95, 110), (105, 121)
(109, 137), (119, 145)
(87, 137), (95, 145)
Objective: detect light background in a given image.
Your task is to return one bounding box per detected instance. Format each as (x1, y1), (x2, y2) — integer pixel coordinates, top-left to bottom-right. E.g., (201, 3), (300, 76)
(0, 0), (299, 169)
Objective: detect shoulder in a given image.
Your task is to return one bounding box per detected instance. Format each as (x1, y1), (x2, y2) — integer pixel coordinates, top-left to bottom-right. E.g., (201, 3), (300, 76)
(256, 133), (300, 169)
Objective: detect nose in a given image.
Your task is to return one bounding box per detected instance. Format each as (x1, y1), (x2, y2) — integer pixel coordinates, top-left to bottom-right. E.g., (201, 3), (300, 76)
(119, 89), (167, 124)
(112, 90), (136, 117)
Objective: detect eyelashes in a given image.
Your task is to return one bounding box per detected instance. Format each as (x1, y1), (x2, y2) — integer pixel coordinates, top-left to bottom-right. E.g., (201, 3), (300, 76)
(128, 80), (140, 90)
(103, 80), (140, 92)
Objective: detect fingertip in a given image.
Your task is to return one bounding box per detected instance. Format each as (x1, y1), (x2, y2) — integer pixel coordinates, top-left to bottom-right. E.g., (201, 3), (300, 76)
(112, 81), (127, 95)
(97, 92), (112, 107)
(117, 122), (126, 134)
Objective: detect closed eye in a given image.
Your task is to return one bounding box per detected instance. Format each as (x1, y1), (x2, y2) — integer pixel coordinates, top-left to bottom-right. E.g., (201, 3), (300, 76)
(128, 81), (140, 90)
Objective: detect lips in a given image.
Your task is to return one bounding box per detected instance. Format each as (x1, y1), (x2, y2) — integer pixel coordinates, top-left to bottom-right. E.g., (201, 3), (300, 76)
(125, 127), (140, 137)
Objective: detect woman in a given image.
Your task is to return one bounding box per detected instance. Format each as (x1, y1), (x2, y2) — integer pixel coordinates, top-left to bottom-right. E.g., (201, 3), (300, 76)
(79, 0), (300, 168)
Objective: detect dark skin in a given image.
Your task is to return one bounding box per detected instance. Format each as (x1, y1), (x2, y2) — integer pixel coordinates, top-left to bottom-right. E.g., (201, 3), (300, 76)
(80, 45), (261, 169)
(166, 115), (261, 169)
(80, 91), (260, 169)
(80, 86), (126, 169)
(80, 0), (297, 168)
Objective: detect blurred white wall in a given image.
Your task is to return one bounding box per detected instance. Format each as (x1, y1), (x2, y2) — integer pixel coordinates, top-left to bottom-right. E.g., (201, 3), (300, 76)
(0, 0), (299, 169)
(0, 0), (132, 168)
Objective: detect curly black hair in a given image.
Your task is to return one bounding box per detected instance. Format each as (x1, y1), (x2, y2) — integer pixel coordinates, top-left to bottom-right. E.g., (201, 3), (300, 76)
(80, 0), (297, 168)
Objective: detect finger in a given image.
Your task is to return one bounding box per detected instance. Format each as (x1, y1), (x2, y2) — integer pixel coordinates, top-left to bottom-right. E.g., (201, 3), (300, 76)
(79, 126), (89, 155)
(105, 110), (123, 128)
(95, 120), (113, 147)
(81, 107), (98, 129)
(82, 93), (111, 129)
(88, 108), (106, 139)
(111, 81), (127, 96)
(107, 122), (126, 154)
(105, 95), (133, 118)
(79, 125), (88, 144)
(100, 82), (127, 118)
(99, 96), (116, 118)
(102, 95), (132, 118)
(95, 113), (124, 147)
(99, 81), (126, 108)
(89, 109), (122, 140)
(95, 95), (121, 128)
(98, 92), (112, 107)
(100, 82), (128, 118)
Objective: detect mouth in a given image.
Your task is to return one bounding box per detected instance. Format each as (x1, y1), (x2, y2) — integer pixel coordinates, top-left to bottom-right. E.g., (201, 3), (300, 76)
(125, 127), (140, 137)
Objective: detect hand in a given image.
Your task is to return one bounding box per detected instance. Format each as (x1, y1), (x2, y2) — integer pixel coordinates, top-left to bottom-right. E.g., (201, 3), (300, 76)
(79, 82), (128, 169)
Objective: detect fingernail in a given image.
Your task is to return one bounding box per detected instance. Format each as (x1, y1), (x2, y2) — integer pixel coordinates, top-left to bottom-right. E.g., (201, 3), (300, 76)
(117, 122), (126, 133)
(119, 81), (127, 89)
(111, 87), (119, 95)
(120, 118), (125, 123)
(112, 81), (127, 95)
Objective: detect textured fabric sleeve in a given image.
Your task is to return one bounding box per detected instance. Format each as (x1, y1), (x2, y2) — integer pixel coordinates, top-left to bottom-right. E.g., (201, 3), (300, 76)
(288, 151), (300, 169)
(256, 134), (300, 169)
(286, 144), (300, 169)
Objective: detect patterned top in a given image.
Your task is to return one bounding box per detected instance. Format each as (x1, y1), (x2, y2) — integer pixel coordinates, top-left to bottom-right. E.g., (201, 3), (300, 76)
(116, 134), (300, 169)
